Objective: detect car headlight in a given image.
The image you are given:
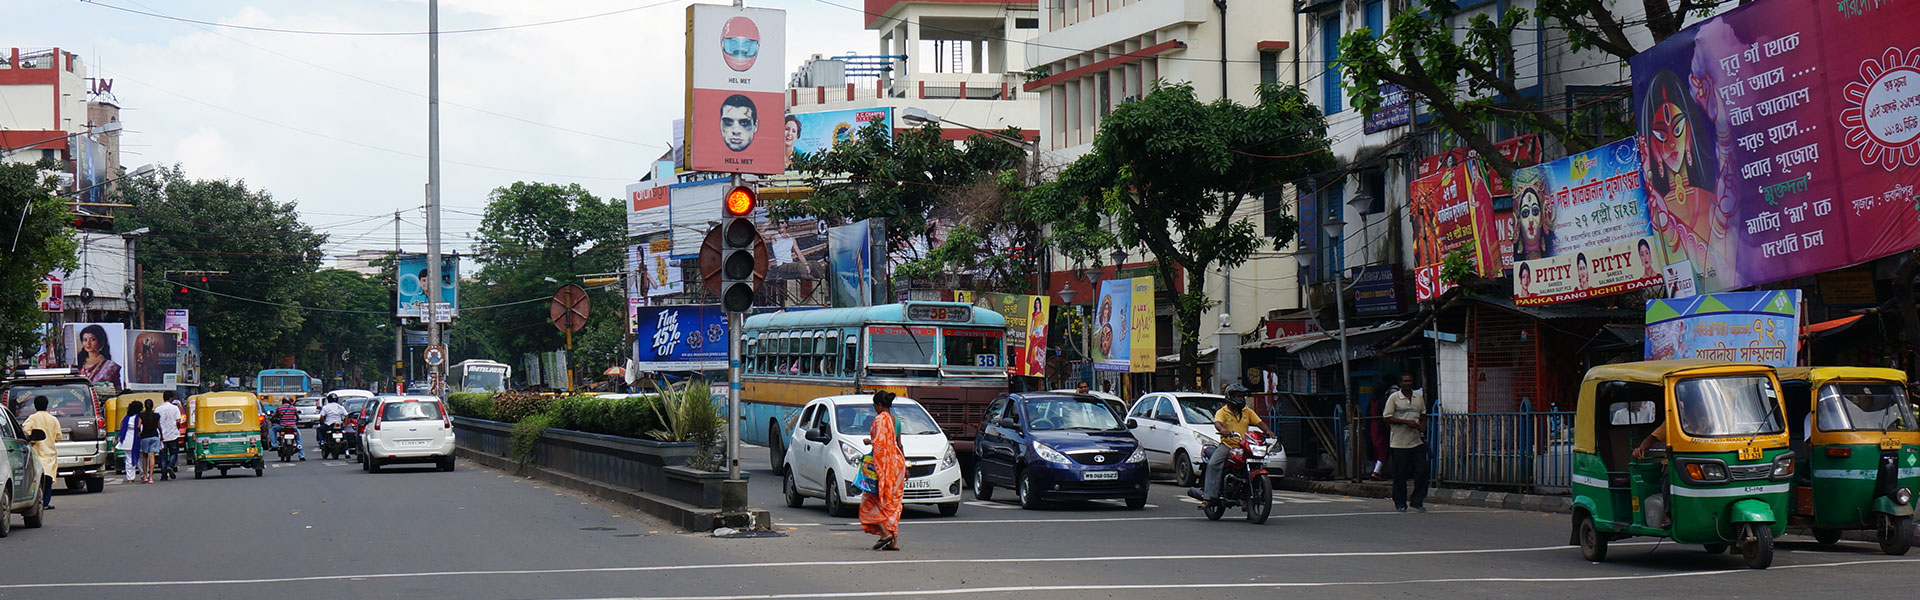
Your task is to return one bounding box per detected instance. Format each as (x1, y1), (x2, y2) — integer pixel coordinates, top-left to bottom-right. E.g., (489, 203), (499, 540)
(1125, 446), (1145, 463)
(1031, 441), (1071, 465)
(940, 447), (958, 470)
(838, 440), (865, 465)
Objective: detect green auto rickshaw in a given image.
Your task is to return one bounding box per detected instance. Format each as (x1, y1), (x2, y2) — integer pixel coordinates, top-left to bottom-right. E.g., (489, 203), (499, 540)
(1779, 366), (1916, 554)
(1571, 359), (1793, 569)
(187, 392), (264, 478)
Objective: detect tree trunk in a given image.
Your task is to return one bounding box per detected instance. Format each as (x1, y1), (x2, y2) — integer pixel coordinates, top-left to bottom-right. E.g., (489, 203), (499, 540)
(1176, 268), (1208, 393)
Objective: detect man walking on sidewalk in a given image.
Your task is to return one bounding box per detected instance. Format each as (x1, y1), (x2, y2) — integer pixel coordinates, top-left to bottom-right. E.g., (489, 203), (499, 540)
(1382, 374), (1429, 512)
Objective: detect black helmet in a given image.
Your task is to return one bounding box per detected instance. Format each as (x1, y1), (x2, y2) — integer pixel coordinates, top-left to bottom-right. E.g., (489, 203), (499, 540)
(1224, 384), (1249, 405)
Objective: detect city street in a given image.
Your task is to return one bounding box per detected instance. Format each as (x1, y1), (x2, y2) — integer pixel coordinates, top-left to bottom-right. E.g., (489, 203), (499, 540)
(1, 430), (1916, 599)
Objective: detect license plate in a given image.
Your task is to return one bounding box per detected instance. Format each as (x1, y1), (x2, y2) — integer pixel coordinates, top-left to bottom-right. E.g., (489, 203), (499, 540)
(397, 440), (430, 447)
(1883, 438), (1903, 451)
(1738, 446), (1763, 461)
(1083, 470), (1119, 481)
(905, 479), (933, 489)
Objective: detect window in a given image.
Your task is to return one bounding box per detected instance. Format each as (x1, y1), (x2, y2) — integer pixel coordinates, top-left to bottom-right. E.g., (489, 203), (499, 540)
(1128, 398), (1155, 418)
(1321, 14), (1342, 114)
(985, 397), (1009, 424)
(1022, 397), (1126, 431)
(1363, 0), (1384, 33)
(1816, 382), (1916, 432)
(213, 409), (246, 425)
(1672, 376), (1784, 438)
(1260, 52), (1279, 87)
(1361, 169), (1387, 215)
(1015, 17), (1039, 29)
(835, 403), (942, 436)
(868, 326), (937, 365)
(943, 329), (1005, 368)
(260, 375), (306, 393)
(1321, 181), (1346, 279)
(842, 335), (859, 377)
(1178, 396), (1227, 424)
(9, 384), (94, 419)
(381, 400), (445, 421)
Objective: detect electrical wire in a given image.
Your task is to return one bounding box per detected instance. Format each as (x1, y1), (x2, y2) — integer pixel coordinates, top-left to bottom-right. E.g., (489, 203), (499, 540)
(78, 0), (683, 37)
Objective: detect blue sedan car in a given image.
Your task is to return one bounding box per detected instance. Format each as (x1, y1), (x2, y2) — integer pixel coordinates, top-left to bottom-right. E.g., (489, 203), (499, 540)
(971, 392), (1149, 509)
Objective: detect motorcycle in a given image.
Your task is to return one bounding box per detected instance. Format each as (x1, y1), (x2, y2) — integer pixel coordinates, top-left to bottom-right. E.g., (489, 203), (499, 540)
(276, 427), (300, 462)
(342, 415), (361, 456)
(1199, 430), (1277, 524)
(319, 423), (347, 460)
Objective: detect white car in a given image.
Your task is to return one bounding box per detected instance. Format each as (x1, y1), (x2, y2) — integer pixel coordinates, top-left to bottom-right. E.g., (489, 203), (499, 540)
(360, 395), (456, 473)
(1126, 392), (1286, 487)
(780, 395), (963, 518)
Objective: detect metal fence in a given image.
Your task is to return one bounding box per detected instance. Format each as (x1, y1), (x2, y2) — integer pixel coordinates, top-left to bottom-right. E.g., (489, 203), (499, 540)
(1427, 409), (1574, 494)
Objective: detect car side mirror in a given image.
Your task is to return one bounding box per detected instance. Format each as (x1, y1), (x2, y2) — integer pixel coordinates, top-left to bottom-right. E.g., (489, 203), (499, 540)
(998, 417), (1018, 430)
(805, 424), (830, 443)
(27, 429), (46, 442)
(1126, 418), (1140, 429)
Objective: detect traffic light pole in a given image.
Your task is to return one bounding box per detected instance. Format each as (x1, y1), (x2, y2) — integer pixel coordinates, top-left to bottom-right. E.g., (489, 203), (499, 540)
(727, 309), (742, 481)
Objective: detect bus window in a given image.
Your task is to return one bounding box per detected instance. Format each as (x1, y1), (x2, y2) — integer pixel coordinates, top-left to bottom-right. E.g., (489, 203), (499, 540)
(943, 329), (1005, 368)
(869, 326), (936, 365)
(814, 333), (831, 376)
(842, 335), (859, 377)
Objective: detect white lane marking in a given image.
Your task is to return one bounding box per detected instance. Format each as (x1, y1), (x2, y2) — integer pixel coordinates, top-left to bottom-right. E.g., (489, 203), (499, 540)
(961, 501), (1019, 510)
(270, 463), (296, 468)
(0, 541), (1665, 590)
(1275, 492), (1361, 503)
(851, 508), (1483, 526)
(550, 557), (1920, 600)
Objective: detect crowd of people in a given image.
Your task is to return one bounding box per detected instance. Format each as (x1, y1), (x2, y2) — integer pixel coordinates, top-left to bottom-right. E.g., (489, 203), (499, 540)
(113, 392), (185, 484)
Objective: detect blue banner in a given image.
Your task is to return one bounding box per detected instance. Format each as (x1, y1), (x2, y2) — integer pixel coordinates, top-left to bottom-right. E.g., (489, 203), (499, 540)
(396, 254), (460, 319)
(1644, 290), (1800, 368)
(634, 304), (730, 370)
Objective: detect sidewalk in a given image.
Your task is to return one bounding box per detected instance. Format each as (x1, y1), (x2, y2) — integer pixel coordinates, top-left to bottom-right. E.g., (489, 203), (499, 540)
(1273, 476), (1572, 513)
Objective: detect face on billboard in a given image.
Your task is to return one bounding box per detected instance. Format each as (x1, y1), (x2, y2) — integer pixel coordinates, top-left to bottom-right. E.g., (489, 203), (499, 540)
(720, 95), (759, 152)
(720, 16), (761, 71)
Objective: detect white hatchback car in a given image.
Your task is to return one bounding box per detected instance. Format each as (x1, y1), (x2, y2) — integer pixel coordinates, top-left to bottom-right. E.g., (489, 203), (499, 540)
(361, 395), (455, 472)
(780, 395), (963, 518)
(1126, 392), (1285, 487)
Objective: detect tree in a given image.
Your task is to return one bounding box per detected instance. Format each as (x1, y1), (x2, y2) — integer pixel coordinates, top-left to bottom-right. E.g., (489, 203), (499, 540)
(115, 166), (325, 379)
(289, 269), (390, 388)
(0, 161), (78, 362)
(459, 182), (625, 373)
(1337, 0), (1699, 177)
(1037, 82), (1337, 388)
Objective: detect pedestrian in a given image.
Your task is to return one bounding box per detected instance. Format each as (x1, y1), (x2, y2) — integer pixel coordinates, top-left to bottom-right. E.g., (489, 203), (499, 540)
(137, 400), (163, 483)
(858, 390), (905, 551)
(1382, 374), (1430, 512)
(116, 402), (142, 482)
(22, 396), (60, 510)
(156, 392), (184, 480)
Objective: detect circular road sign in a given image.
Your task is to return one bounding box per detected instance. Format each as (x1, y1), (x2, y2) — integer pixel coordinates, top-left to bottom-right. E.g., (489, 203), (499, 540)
(424, 345), (447, 367)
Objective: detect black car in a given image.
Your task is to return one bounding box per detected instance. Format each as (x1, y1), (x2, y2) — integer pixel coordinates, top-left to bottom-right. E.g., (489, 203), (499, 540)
(971, 392), (1150, 510)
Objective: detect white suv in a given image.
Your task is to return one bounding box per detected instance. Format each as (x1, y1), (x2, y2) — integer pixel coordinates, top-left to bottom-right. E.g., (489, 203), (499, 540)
(361, 396), (455, 472)
(780, 395), (963, 518)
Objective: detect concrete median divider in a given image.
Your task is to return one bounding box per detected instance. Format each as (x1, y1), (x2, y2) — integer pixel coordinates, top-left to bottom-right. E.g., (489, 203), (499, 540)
(453, 417), (766, 531)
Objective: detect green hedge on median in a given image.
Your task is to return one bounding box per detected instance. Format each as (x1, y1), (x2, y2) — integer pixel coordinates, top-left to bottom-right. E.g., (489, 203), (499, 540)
(446, 391), (665, 440)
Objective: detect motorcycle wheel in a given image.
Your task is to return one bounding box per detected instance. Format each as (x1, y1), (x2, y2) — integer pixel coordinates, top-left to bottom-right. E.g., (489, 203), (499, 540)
(1246, 475), (1273, 524)
(1202, 495), (1226, 521)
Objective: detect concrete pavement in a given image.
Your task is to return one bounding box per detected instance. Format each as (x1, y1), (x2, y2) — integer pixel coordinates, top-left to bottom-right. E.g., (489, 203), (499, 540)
(4, 431), (1917, 599)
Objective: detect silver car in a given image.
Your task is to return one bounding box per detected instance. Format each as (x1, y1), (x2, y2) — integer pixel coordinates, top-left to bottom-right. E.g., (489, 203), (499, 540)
(294, 397), (322, 427)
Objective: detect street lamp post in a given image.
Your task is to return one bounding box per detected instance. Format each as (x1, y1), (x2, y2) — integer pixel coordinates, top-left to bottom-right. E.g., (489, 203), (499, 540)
(1293, 214), (1355, 480)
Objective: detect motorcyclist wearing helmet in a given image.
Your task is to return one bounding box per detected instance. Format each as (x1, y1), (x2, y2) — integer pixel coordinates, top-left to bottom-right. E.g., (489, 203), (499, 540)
(1188, 384), (1273, 504)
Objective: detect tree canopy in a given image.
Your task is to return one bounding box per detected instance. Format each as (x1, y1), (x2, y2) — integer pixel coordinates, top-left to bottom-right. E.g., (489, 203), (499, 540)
(0, 161), (78, 362)
(456, 182), (627, 373)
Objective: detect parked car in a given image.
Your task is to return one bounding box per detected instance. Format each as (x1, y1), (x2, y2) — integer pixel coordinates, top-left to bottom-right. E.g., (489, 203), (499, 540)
(0, 402), (47, 536)
(1, 369), (110, 494)
(360, 395), (455, 472)
(972, 392), (1149, 510)
(1124, 392), (1222, 487)
(1047, 389), (1128, 418)
(781, 395), (962, 518)
(293, 397), (322, 427)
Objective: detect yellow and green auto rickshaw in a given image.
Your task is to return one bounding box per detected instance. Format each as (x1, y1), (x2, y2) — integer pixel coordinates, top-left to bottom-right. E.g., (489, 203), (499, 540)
(1571, 359), (1793, 569)
(187, 392), (264, 478)
(1779, 366), (1916, 554)
(105, 392), (165, 470)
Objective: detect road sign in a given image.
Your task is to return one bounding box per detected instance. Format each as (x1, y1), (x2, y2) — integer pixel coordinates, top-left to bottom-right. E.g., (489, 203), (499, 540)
(424, 345), (447, 367)
(549, 284), (590, 333)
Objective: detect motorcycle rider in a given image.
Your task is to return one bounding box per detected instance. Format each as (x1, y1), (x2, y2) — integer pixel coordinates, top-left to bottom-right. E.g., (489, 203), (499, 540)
(318, 395), (349, 456)
(1188, 384), (1274, 505)
(273, 398), (305, 461)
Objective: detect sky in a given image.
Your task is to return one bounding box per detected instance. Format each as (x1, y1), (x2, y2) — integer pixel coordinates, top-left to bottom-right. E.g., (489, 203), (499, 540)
(11, 0), (875, 261)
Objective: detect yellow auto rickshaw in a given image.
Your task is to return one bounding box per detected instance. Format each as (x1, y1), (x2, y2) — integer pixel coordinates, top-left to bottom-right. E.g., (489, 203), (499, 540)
(187, 392), (265, 478)
(105, 392), (165, 470)
(1779, 366), (1917, 554)
(1571, 360), (1792, 569)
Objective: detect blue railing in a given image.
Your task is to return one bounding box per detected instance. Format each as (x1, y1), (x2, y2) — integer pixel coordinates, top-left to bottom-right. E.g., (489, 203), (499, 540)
(1426, 408), (1574, 493)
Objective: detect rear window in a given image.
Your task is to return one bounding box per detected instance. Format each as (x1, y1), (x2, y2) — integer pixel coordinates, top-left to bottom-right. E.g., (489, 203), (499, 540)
(295, 398), (319, 407)
(212, 409), (245, 425)
(8, 384), (96, 420)
(381, 401), (444, 421)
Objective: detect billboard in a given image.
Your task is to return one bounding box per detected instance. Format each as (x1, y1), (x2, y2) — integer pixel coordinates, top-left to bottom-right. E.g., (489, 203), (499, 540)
(1631, 1), (1920, 295)
(37, 270), (63, 312)
(180, 326), (201, 386)
(634, 304), (730, 370)
(1416, 135), (1542, 197)
(1091, 279), (1131, 372)
(1409, 163), (1499, 301)
(64, 322), (126, 389)
(164, 309), (190, 348)
(786, 107), (892, 157)
(976, 293), (1049, 377)
(396, 255), (459, 319)
(1129, 277), (1156, 373)
(1645, 290), (1801, 368)
(685, 4), (787, 175)
(829, 220), (873, 307)
(1510, 138), (1666, 305)
(126, 330), (179, 390)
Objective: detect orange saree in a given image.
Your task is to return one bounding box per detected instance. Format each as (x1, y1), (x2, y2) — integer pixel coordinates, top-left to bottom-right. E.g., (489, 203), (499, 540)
(858, 411), (904, 537)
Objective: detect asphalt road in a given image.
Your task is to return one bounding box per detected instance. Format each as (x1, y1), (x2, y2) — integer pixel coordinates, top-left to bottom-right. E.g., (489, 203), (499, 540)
(4, 429), (1918, 599)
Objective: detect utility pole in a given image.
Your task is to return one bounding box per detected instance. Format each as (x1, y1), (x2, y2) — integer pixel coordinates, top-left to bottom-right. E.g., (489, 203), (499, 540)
(394, 210), (404, 393)
(425, 0), (445, 395)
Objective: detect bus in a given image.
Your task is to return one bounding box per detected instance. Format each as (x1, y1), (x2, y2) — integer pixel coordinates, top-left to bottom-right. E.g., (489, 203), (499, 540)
(449, 359), (511, 393)
(740, 301), (1007, 460)
(254, 368), (312, 403)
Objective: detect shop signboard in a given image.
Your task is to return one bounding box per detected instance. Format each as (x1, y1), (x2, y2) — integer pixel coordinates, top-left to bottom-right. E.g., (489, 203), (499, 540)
(1644, 290), (1801, 368)
(1510, 138), (1666, 305)
(1409, 163), (1500, 301)
(1351, 264), (1404, 316)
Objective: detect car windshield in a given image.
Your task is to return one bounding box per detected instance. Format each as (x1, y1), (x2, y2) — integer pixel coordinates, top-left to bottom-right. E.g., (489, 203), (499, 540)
(1673, 375), (1784, 438)
(834, 403), (942, 436)
(380, 400), (444, 421)
(942, 329), (1004, 368)
(1024, 397), (1125, 431)
(212, 409), (245, 425)
(868, 326), (936, 365)
(1178, 396), (1227, 424)
(1816, 382), (1916, 432)
(9, 384), (95, 420)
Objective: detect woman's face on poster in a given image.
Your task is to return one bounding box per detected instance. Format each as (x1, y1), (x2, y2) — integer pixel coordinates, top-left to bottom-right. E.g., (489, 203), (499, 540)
(1650, 101), (1691, 173)
(82, 331), (101, 352)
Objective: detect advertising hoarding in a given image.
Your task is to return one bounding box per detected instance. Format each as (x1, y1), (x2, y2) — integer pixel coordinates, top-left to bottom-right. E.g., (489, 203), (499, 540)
(396, 255), (459, 319)
(976, 293), (1049, 377)
(786, 107), (892, 156)
(164, 308), (190, 348)
(829, 220), (873, 307)
(126, 330), (179, 390)
(634, 304), (730, 370)
(1645, 290), (1801, 368)
(37, 270), (63, 312)
(1092, 279), (1131, 372)
(1630, 1), (1920, 294)
(64, 322), (126, 389)
(1510, 138), (1666, 305)
(685, 4), (787, 175)
(1129, 277), (1156, 373)
(1409, 163), (1500, 301)
(1416, 135), (1542, 196)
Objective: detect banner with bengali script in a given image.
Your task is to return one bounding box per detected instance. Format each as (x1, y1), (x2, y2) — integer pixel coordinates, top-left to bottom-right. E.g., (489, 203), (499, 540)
(1630, 0), (1920, 295)
(1416, 135), (1542, 197)
(1129, 277), (1156, 373)
(1510, 138), (1665, 304)
(1410, 163), (1499, 301)
(1644, 290), (1801, 368)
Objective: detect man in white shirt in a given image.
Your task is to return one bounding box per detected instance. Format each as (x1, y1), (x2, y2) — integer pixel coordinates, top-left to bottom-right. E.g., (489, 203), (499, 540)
(155, 394), (184, 480)
(1381, 374), (1429, 512)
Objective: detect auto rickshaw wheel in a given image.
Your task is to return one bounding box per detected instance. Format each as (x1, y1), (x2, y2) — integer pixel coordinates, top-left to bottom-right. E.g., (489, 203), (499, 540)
(194, 462), (204, 479)
(1740, 522), (1774, 569)
(1813, 527), (1842, 545)
(1577, 513), (1608, 562)
(218, 468), (229, 476)
(1879, 515), (1912, 556)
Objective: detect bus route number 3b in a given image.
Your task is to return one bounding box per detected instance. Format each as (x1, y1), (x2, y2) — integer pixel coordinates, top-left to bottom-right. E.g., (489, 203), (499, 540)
(975, 354), (998, 367)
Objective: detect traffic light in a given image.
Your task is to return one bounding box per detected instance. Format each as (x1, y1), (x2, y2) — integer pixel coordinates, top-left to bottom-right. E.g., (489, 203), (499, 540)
(719, 186), (762, 313)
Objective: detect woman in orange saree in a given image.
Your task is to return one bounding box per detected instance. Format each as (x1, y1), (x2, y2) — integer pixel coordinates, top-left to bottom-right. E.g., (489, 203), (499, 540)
(859, 391), (905, 550)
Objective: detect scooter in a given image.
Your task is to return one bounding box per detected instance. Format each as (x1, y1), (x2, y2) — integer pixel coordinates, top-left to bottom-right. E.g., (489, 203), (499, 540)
(276, 427), (300, 462)
(319, 423), (347, 460)
(1196, 430), (1278, 524)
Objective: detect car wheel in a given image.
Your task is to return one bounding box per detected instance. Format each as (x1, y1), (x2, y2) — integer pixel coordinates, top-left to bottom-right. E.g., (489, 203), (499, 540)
(1246, 475), (1273, 524)
(255, 464), (264, 477)
(1813, 527), (1842, 545)
(938, 502), (960, 516)
(0, 489), (11, 538)
(194, 463), (204, 479)
(972, 469), (994, 501)
(64, 477), (82, 492)
(825, 472), (855, 518)
(782, 468), (806, 508)
(439, 457), (456, 472)
(369, 458), (383, 473)
(219, 468), (229, 476)
(1173, 450), (1195, 487)
(86, 476), (104, 494)
(1125, 496), (1148, 510)
(1017, 470), (1043, 510)
(361, 455), (371, 472)
(1880, 514), (1913, 556)
(22, 493), (43, 529)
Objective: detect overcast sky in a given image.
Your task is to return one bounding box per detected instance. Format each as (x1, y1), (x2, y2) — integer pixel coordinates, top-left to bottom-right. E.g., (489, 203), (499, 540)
(13, 0), (872, 260)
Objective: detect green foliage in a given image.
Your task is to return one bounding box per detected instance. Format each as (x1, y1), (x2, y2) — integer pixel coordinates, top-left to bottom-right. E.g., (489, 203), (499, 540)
(290, 269), (390, 388)
(648, 381), (723, 471)
(114, 166), (326, 378)
(457, 182), (625, 375)
(509, 413), (556, 465)
(0, 161), (77, 361)
(446, 392), (495, 420)
(490, 390), (555, 423)
(1440, 247), (1478, 294)
(549, 394), (664, 439)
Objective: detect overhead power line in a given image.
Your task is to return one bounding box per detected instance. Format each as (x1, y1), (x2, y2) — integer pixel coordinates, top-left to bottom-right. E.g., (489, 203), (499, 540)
(79, 0), (683, 37)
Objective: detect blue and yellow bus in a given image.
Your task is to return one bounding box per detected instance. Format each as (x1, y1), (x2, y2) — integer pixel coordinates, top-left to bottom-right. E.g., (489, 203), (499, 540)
(741, 302), (1007, 460)
(254, 368), (312, 404)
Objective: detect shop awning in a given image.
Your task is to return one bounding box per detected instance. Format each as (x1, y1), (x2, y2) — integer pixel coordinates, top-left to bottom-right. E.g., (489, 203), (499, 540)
(1157, 346), (1218, 365)
(1470, 295), (1642, 321)
(1802, 315), (1864, 338)
(1238, 320), (1408, 351)
(1239, 320), (1413, 370)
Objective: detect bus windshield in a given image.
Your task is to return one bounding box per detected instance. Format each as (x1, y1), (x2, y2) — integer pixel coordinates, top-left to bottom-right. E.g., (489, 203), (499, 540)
(1673, 375), (1784, 438)
(868, 326), (936, 365)
(1816, 382), (1916, 432)
(463, 368), (507, 392)
(259, 375), (307, 394)
(943, 329), (1004, 368)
